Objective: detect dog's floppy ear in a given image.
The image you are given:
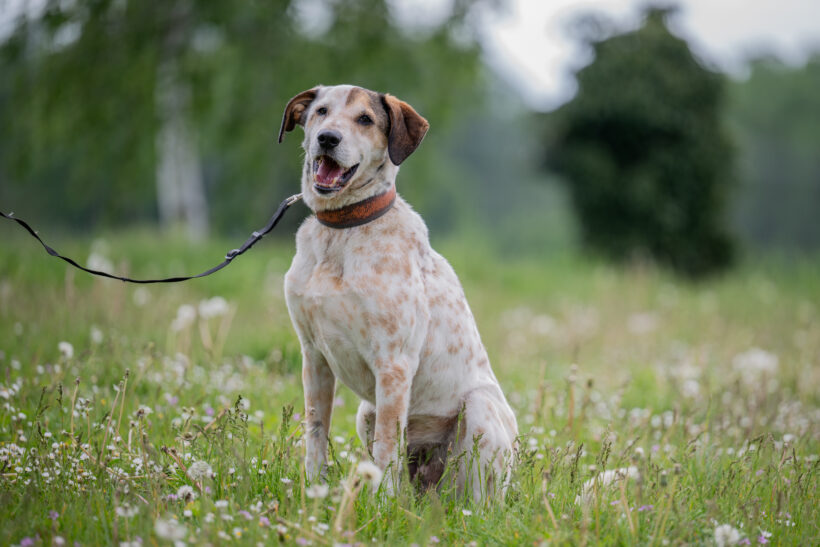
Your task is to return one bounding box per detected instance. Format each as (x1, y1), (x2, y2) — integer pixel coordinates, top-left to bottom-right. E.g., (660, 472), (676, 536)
(278, 87), (319, 143)
(381, 94), (430, 165)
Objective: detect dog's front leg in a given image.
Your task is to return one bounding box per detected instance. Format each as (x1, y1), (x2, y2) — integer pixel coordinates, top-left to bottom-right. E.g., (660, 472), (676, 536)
(302, 348), (335, 482)
(373, 363), (412, 493)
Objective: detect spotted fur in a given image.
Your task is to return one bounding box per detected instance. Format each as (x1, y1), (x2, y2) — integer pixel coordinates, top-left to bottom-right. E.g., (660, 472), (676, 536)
(281, 85), (518, 499)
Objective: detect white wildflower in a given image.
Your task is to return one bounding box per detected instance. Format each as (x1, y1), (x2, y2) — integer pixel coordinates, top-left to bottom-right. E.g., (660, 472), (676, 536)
(132, 287), (151, 307)
(356, 460), (383, 489)
(681, 379), (701, 399)
(135, 405), (152, 419)
(714, 523), (741, 546)
(154, 516), (187, 541)
(214, 500), (229, 509)
(171, 304), (197, 332)
(90, 326), (104, 345)
(115, 503), (139, 518)
(198, 296), (230, 319)
(461, 509), (473, 516)
(58, 341), (74, 359)
(575, 466), (639, 505)
(187, 460), (213, 481)
(176, 485), (197, 502)
(305, 483), (329, 499)
(732, 348), (778, 381)
(86, 251), (114, 274)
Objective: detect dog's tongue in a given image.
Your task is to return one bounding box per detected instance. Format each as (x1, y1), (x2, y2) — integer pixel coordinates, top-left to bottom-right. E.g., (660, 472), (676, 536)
(316, 156), (344, 185)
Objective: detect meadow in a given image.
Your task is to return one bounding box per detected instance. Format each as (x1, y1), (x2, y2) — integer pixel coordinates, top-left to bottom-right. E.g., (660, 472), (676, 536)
(0, 228), (818, 545)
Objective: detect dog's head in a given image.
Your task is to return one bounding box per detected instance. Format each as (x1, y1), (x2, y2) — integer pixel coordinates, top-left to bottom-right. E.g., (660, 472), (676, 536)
(279, 85), (429, 211)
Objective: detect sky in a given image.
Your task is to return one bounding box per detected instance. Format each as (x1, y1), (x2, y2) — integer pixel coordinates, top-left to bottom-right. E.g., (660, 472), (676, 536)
(478, 0), (820, 110)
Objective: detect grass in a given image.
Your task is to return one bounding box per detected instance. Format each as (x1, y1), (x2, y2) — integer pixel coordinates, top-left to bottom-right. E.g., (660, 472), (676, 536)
(0, 227), (818, 545)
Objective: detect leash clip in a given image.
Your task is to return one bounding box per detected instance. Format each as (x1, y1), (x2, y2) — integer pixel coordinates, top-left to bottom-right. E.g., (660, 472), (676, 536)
(225, 249), (240, 260)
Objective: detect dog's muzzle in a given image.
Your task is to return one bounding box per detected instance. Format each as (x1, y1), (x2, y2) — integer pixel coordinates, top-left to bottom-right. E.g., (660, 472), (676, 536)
(313, 156), (359, 194)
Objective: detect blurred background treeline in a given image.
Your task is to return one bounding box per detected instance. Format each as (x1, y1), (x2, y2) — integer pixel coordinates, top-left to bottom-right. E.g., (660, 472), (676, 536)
(0, 0), (818, 276)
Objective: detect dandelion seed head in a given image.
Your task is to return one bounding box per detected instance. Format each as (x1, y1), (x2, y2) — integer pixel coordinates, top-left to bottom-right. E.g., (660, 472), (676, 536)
(714, 523), (741, 546)
(154, 517), (187, 541)
(187, 460), (213, 482)
(176, 485), (196, 503)
(355, 460), (383, 488)
(198, 297), (230, 319)
(305, 483), (329, 499)
(58, 342), (74, 359)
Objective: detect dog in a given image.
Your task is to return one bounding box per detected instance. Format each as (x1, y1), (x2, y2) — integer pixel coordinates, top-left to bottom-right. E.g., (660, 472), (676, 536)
(279, 85), (518, 498)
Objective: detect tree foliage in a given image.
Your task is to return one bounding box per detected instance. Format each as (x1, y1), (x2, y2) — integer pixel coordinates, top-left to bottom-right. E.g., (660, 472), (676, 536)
(544, 7), (736, 277)
(728, 54), (820, 252)
(0, 0), (491, 234)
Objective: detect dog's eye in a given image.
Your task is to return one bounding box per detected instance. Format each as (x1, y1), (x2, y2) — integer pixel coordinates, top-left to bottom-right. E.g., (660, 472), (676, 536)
(357, 114), (373, 126)
(316, 107), (328, 116)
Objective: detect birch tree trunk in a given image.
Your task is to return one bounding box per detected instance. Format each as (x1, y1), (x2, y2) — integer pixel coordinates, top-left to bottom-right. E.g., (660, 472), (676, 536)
(155, 4), (208, 240)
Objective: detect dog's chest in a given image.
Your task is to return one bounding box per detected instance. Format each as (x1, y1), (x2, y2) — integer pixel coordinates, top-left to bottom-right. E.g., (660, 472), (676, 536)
(284, 226), (426, 400)
(286, 259), (370, 391)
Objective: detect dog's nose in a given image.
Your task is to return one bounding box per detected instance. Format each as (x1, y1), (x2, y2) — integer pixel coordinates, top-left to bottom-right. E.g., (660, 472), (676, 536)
(317, 130), (342, 149)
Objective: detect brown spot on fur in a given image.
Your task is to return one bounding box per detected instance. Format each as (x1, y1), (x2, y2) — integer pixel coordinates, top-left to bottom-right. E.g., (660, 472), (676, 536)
(346, 87), (367, 106)
(379, 364), (408, 393)
(380, 311), (400, 337)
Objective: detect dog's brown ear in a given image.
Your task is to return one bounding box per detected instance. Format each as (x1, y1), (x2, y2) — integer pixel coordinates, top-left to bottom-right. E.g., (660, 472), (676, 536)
(381, 94), (430, 165)
(278, 87), (319, 143)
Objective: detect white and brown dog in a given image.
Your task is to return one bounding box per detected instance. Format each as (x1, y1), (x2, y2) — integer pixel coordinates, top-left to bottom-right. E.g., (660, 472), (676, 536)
(279, 85), (517, 498)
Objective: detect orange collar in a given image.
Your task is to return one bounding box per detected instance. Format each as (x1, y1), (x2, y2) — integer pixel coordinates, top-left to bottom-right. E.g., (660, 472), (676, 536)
(316, 187), (397, 229)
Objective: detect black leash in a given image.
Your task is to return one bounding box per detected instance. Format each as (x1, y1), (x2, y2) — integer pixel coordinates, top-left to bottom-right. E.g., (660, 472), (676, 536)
(1, 193), (303, 284)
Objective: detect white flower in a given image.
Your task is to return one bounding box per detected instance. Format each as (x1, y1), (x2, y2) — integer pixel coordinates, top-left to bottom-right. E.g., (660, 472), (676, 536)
(575, 466), (640, 505)
(90, 326), (104, 345)
(171, 304), (197, 332)
(58, 341), (74, 359)
(134, 405), (153, 420)
(176, 485), (197, 502)
(86, 251), (113, 274)
(187, 460), (213, 481)
(132, 287), (151, 307)
(115, 503), (139, 518)
(198, 296), (230, 319)
(214, 500), (229, 509)
(305, 483), (329, 499)
(461, 509), (473, 516)
(714, 523), (741, 546)
(356, 460), (383, 489)
(154, 517), (187, 541)
(681, 379), (701, 399)
(732, 348), (778, 381)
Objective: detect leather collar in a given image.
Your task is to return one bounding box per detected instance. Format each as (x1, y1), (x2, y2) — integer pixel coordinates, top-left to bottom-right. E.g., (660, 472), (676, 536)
(316, 187), (397, 229)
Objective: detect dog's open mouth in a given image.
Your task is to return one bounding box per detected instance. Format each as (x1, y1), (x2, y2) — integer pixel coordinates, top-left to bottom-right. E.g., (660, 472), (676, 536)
(313, 156), (359, 194)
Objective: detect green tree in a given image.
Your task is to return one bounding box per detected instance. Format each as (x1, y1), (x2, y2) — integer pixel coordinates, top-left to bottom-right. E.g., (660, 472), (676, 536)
(0, 0), (492, 236)
(543, 7), (736, 277)
(728, 53), (820, 252)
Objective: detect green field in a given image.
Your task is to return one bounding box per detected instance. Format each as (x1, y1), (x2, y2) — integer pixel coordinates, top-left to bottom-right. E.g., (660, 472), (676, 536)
(1, 229), (818, 545)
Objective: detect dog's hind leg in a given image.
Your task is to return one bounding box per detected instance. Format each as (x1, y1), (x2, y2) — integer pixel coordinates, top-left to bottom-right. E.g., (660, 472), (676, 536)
(452, 387), (517, 501)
